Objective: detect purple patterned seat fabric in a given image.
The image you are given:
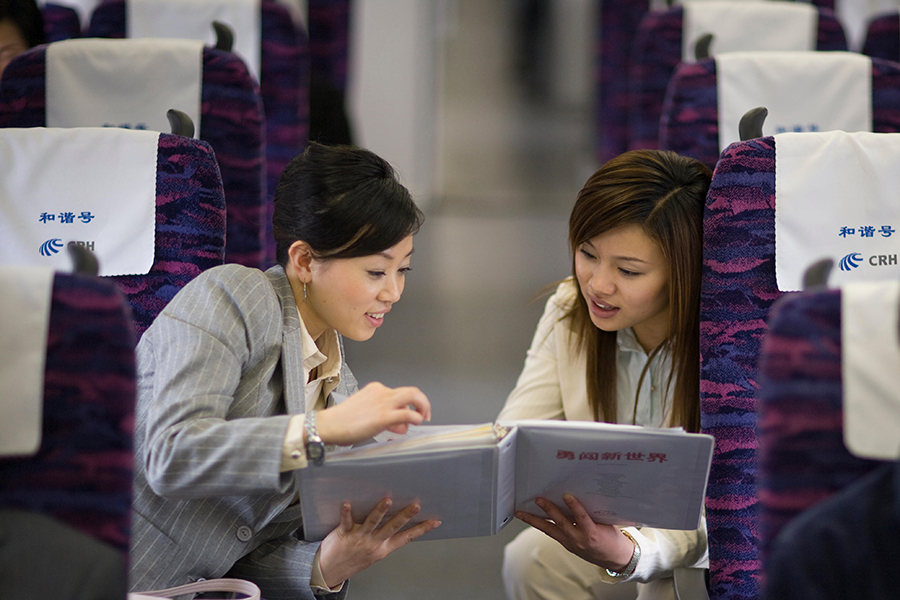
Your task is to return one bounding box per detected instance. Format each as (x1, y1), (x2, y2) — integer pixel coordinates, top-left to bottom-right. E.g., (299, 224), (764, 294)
(308, 0), (351, 94)
(700, 136), (781, 600)
(41, 3), (82, 42)
(660, 56), (900, 170)
(110, 133), (227, 337)
(862, 11), (900, 62)
(596, 0), (649, 164)
(0, 42), (261, 270)
(88, 0), (308, 269)
(0, 273), (136, 555)
(628, 7), (847, 156)
(757, 289), (884, 578)
(260, 0), (309, 267)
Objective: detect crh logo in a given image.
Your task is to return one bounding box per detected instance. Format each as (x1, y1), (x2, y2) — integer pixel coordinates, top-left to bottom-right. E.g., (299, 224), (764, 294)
(839, 253), (863, 271)
(40, 238), (63, 256)
(67, 240), (95, 251)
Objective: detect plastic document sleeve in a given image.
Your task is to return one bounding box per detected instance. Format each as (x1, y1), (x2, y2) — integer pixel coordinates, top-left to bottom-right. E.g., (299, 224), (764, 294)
(297, 420), (713, 542)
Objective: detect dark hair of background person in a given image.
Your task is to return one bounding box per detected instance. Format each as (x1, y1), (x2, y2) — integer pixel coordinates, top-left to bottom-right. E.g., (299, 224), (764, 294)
(272, 142), (424, 267)
(0, 0), (46, 49)
(566, 149), (712, 432)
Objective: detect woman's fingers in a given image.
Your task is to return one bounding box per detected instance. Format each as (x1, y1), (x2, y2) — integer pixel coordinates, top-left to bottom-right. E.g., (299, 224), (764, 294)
(317, 383), (431, 446)
(386, 518), (442, 551)
(515, 510), (567, 544)
(563, 494), (594, 527)
(391, 386), (431, 421)
(337, 502), (354, 533)
(374, 501), (420, 539)
(359, 498), (392, 534)
(535, 497), (576, 532)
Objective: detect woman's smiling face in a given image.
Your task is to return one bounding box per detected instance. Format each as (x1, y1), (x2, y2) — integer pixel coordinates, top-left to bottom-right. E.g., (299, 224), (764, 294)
(300, 235), (414, 342)
(574, 224), (670, 353)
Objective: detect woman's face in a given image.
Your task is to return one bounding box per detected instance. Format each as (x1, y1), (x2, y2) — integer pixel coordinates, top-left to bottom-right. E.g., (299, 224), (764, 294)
(301, 235), (414, 342)
(0, 19), (29, 76)
(574, 223), (671, 353)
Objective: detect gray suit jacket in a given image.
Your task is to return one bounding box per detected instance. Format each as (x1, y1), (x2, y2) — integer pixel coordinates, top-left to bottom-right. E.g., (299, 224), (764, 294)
(130, 264), (357, 600)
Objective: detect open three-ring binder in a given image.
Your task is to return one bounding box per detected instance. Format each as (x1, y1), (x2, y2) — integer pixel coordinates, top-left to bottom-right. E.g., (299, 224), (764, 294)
(299, 419), (714, 542)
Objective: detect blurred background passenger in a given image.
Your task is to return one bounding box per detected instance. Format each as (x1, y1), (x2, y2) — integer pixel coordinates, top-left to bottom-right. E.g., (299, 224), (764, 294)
(0, 0), (44, 76)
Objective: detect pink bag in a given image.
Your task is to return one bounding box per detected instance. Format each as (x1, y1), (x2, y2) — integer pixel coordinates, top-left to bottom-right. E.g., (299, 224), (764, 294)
(129, 578), (260, 600)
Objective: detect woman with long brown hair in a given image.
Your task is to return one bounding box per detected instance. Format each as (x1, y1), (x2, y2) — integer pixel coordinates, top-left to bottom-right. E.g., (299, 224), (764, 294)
(499, 150), (712, 600)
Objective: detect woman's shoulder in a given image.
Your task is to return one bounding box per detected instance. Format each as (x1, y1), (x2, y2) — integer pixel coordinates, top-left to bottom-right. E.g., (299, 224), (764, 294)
(544, 278), (579, 315)
(164, 264), (281, 324)
(530, 278), (579, 339)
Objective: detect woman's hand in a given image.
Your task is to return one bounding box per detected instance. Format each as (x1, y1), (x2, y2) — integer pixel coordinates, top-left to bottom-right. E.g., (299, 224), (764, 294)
(516, 494), (636, 572)
(316, 382), (431, 446)
(317, 498), (441, 588)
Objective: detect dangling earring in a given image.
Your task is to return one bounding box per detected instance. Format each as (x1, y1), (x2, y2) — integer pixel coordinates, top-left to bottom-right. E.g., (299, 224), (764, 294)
(303, 282), (308, 301)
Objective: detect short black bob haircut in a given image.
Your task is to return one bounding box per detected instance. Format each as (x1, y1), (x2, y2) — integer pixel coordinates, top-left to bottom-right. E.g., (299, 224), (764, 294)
(272, 142), (424, 266)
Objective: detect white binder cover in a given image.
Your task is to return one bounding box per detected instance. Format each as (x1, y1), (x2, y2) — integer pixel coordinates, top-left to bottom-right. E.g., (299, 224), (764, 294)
(298, 421), (714, 542)
(511, 420), (713, 530)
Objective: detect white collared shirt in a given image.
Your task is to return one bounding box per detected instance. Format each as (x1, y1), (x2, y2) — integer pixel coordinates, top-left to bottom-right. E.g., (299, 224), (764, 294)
(498, 279), (674, 427)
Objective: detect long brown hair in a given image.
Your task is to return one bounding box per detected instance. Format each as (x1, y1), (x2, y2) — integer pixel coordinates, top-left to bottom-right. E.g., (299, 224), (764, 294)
(565, 150), (711, 432)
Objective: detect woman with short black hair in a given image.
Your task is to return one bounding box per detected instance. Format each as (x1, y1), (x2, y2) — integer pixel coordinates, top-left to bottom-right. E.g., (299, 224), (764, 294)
(131, 142), (439, 599)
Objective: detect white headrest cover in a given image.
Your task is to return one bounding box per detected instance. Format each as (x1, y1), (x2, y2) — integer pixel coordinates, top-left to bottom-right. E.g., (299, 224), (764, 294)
(0, 266), (54, 457)
(717, 51), (871, 152)
(128, 0), (261, 83)
(774, 131), (900, 291)
(842, 280), (900, 460)
(46, 37), (204, 138)
(0, 127), (158, 277)
(682, 0), (816, 63)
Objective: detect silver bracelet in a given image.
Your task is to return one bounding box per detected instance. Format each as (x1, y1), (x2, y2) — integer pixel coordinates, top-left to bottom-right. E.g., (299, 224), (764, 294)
(605, 530), (641, 579)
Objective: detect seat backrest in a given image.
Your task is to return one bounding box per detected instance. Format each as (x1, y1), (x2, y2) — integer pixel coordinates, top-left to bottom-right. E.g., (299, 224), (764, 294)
(861, 10), (900, 61)
(700, 135), (778, 600)
(757, 287), (885, 569)
(629, 3), (847, 155)
(701, 130), (900, 599)
(87, 0), (309, 267)
(0, 39), (266, 269)
(660, 53), (900, 169)
(41, 3), (82, 42)
(596, 0), (649, 164)
(0, 269), (136, 556)
(308, 0), (350, 93)
(0, 127), (226, 337)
